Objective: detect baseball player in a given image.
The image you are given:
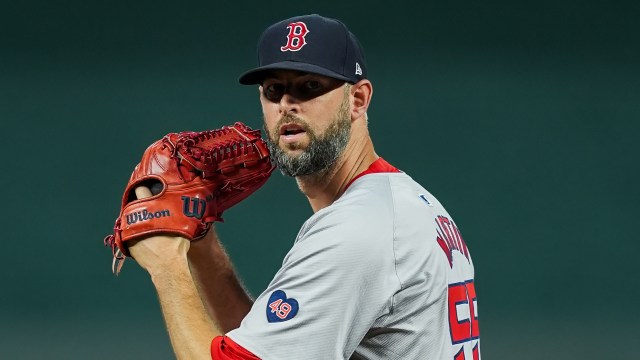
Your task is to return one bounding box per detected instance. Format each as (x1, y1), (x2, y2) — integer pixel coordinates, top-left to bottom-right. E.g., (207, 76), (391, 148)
(122, 14), (480, 360)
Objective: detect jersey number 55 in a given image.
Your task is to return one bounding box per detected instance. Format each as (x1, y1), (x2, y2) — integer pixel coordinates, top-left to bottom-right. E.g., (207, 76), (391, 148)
(449, 279), (480, 360)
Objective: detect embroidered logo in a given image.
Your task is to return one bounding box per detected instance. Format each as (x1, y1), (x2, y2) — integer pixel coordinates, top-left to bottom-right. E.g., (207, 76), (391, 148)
(266, 290), (299, 322)
(419, 194), (432, 206)
(126, 209), (170, 225)
(280, 22), (310, 52)
(355, 62), (362, 75)
(181, 196), (206, 219)
(435, 215), (470, 268)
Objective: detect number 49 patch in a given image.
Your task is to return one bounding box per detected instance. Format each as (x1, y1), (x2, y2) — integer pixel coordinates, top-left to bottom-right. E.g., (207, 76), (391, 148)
(266, 290), (299, 323)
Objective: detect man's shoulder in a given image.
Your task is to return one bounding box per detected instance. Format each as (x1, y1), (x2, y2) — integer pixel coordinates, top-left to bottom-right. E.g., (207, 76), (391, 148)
(298, 173), (425, 241)
(292, 174), (401, 249)
(324, 173), (403, 224)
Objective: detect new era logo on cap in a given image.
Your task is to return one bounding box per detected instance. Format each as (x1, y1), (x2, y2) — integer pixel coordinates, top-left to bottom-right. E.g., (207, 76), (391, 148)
(239, 14), (368, 85)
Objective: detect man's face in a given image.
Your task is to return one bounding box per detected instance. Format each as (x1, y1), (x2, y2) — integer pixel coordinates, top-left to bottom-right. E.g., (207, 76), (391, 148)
(260, 71), (352, 177)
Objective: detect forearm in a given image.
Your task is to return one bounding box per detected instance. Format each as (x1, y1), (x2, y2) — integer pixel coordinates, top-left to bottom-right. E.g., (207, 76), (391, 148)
(188, 229), (253, 333)
(150, 255), (221, 360)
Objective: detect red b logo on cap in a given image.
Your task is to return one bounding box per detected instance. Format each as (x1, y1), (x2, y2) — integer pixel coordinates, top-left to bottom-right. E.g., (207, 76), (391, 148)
(280, 22), (309, 52)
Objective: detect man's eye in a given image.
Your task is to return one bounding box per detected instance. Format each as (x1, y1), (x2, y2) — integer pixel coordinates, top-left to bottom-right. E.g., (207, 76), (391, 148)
(264, 84), (284, 101)
(304, 81), (321, 90)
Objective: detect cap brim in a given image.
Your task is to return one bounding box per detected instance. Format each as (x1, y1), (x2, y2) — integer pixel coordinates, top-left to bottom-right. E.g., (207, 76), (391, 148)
(238, 61), (351, 85)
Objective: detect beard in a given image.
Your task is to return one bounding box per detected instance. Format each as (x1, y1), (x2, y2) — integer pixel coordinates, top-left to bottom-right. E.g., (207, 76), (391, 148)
(265, 94), (351, 178)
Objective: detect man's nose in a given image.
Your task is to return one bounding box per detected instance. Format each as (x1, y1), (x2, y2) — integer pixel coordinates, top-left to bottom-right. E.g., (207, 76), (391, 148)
(279, 92), (301, 115)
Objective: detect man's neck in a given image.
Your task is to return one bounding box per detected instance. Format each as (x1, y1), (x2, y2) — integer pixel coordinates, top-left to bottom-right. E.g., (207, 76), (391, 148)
(296, 134), (377, 213)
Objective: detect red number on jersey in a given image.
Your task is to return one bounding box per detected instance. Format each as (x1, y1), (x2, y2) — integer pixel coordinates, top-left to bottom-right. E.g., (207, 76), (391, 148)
(268, 299), (292, 319)
(269, 299), (282, 313)
(448, 280), (480, 344)
(453, 344), (480, 360)
(276, 302), (292, 319)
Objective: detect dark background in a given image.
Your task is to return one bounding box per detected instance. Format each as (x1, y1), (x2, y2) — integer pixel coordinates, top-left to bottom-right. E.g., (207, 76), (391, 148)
(1, 0), (638, 359)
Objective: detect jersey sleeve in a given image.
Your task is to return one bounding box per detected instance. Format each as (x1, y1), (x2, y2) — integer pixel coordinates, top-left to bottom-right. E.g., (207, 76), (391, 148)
(211, 336), (261, 359)
(226, 202), (401, 360)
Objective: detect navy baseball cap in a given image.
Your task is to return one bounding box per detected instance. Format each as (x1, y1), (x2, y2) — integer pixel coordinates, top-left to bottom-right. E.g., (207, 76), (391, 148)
(239, 14), (367, 85)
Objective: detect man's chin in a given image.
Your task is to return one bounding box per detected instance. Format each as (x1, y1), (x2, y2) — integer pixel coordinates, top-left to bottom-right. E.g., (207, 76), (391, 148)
(279, 141), (308, 153)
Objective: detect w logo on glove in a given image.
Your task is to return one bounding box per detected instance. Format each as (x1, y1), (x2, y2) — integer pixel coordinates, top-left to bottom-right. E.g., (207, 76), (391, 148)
(182, 196), (206, 219)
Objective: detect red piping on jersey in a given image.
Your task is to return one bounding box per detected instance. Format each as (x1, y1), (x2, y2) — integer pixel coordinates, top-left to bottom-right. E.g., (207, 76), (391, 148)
(344, 157), (400, 190)
(211, 336), (260, 360)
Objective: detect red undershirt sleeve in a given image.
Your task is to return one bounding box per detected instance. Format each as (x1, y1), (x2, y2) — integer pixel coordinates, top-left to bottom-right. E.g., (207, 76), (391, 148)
(211, 336), (261, 360)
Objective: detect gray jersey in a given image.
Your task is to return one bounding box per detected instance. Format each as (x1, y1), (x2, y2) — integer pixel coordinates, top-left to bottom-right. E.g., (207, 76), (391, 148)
(228, 171), (480, 360)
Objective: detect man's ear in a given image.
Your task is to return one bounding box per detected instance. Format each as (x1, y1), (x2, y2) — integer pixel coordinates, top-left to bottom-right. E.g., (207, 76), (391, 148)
(350, 80), (373, 121)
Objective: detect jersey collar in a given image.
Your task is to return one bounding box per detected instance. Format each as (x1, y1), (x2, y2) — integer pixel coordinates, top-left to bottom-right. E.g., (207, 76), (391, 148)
(344, 157), (401, 190)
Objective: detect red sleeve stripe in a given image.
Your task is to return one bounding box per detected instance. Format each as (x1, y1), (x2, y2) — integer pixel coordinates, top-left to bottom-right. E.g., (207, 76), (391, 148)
(211, 336), (260, 360)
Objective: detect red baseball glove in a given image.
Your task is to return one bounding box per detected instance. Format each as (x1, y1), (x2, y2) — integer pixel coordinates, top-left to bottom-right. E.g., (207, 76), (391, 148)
(104, 122), (275, 275)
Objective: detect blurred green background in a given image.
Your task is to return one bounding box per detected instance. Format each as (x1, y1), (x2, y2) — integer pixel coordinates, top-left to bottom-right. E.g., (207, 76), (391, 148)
(1, 0), (638, 359)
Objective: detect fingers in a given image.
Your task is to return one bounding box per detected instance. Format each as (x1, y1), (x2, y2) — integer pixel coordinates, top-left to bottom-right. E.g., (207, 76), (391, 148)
(135, 186), (153, 199)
